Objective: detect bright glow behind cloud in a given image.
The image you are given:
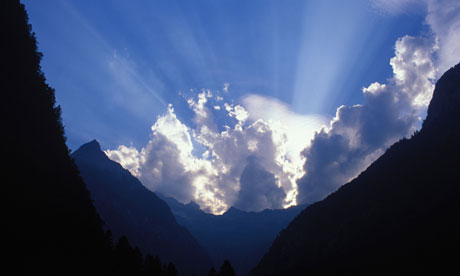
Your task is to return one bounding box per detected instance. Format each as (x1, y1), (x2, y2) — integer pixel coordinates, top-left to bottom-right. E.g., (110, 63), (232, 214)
(106, 91), (326, 214)
(243, 94), (328, 158)
(105, 0), (458, 214)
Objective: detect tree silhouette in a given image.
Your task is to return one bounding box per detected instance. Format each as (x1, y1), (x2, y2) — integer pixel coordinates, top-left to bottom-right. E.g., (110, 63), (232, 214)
(219, 260), (236, 276)
(144, 254), (162, 276)
(165, 262), (178, 276)
(208, 266), (218, 276)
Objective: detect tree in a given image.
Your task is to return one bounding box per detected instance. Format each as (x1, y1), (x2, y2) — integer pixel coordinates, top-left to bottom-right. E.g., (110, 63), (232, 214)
(219, 260), (236, 276)
(208, 266), (218, 276)
(144, 254), (162, 276)
(165, 262), (178, 276)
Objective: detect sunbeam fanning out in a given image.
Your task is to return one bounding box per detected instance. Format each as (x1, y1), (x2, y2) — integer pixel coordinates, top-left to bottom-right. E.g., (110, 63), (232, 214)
(11, 0), (460, 275)
(23, 0), (460, 213)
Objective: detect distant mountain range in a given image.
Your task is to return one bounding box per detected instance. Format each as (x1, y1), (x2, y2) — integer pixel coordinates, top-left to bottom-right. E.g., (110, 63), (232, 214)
(159, 194), (305, 275)
(249, 63), (460, 275)
(73, 138), (307, 276)
(72, 141), (213, 276)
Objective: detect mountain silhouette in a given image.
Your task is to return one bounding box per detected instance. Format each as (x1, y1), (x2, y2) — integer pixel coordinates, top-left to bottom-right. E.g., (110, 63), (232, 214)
(3, 1), (113, 274)
(73, 140), (213, 276)
(160, 195), (305, 275)
(249, 63), (460, 275)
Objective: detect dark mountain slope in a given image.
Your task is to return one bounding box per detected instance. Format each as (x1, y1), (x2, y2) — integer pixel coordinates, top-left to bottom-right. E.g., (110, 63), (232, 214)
(73, 140), (213, 276)
(2, 1), (110, 274)
(4, 2), (184, 274)
(250, 63), (460, 276)
(160, 195), (305, 275)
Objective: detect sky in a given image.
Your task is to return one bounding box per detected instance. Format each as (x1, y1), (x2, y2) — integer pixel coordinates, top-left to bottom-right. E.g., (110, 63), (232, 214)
(24, 0), (460, 214)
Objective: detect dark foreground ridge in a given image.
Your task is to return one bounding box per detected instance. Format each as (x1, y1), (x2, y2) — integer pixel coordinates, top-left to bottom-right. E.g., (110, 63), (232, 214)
(249, 63), (460, 275)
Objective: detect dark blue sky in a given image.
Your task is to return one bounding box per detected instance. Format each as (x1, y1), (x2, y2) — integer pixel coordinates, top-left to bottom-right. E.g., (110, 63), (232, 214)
(24, 0), (425, 151)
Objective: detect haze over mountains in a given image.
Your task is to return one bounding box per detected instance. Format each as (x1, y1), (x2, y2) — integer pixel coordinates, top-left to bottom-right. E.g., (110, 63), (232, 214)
(159, 195), (305, 275)
(249, 62), (460, 276)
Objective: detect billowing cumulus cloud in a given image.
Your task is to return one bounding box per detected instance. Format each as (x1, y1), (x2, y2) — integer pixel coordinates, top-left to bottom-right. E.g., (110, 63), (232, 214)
(294, 0), (460, 204)
(106, 90), (325, 214)
(106, 1), (458, 213)
(106, 145), (141, 176)
(234, 156), (286, 211)
(296, 35), (437, 204)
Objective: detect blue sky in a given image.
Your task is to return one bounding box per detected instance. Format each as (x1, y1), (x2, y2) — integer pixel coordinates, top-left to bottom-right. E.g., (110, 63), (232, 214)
(23, 0), (459, 213)
(24, 0), (425, 150)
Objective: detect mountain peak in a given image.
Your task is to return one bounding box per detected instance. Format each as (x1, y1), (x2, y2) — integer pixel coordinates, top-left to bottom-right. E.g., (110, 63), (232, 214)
(186, 201), (201, 210)
(72, 139), (108, 165)
(224, 206), (245, 216)
(79, 139), (101, 152)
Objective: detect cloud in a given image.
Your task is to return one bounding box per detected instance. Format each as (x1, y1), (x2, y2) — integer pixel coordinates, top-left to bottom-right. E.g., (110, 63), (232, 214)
(105, 145), (141, 176)
(242, 94), (328, 159)
(426, 0), (460, 76)
(223, 82), (230, 93)
(107, 90), (325, 213)
(295, 0), (460, 203)
(234, 156), (286, 211)
(372, 0), (460, 76)
(107, 32), (438, 211)
(105, 1), (458, 212)
(296, 35), (437, 204)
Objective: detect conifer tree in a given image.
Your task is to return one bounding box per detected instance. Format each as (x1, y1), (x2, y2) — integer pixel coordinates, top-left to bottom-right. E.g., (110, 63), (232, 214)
(219, 260), (236, 276)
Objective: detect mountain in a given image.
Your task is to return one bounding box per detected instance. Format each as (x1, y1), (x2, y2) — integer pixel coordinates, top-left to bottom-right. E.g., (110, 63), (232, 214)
(160, 195), (305, 275)
(72, 140), (213, 276)
(3, 1), (112, 274)
(249, 63), (460, 275)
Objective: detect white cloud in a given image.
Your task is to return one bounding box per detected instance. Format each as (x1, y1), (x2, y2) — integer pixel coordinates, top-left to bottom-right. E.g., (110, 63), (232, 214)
(372, 0), (460, 76)
(107, 90), (326, 213)
(242, 94), (328, 159)
(223, 82), (230, 93)
(105, 0), (459, 213)
(224, 102), (250, 124)
(105, 145), (141, 176)
(297, 35), (436, 204)
(295, 0), (460, 204)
